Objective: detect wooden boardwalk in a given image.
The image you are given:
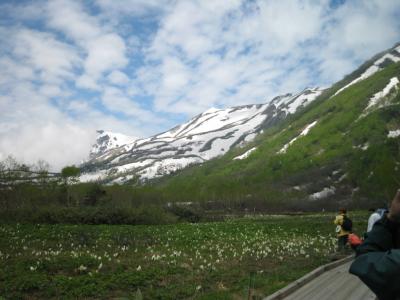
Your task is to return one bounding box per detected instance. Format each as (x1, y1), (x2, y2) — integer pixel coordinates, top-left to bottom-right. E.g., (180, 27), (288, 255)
(264, 258), (376, 300)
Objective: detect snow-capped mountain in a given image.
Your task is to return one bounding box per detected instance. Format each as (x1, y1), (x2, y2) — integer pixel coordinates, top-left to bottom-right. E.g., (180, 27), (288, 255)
(80, 87), (323, 183)
(90, 130), (138, 158)
(143, 43), (400, 206)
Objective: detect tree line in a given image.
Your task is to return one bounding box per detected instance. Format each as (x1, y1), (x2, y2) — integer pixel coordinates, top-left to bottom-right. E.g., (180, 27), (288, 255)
(0, 156), (212, 225)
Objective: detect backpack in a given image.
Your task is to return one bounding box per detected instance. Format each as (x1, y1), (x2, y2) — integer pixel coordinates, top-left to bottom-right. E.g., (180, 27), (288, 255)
(348, 233), (362, 248)
(342, 215), (353, 231)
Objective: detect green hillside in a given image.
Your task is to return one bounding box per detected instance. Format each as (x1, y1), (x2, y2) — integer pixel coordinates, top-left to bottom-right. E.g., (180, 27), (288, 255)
(136, 61), (400, 210)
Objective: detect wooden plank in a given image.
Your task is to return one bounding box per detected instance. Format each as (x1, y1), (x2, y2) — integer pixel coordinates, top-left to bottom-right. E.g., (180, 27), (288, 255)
(264, 256), (376, 300)
(263, 255), (354, 300)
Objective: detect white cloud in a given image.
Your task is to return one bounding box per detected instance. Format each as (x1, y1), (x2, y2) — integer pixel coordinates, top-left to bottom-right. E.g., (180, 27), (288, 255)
(0, 122), (95, 171)
(140, 0), (324, 114)
(12, 28), (80, 83)
(84, 34), (128, 77)
(137, 0), (400, 116)
(0, 0), (160, 170)
(251, 0), (325, 54)
(0, 57), (35, 84)
(0, 79), (153, 170)
(76, 74), (101, 90)
(95, 0), (173, 17)
(39, 85), (63, 98)
(67, 100), (91, 113)
(46, 0), (101, 41)
(315, 0), (400, 83)
(101, 86), (160, 122)
(46, 0), (129, 88)
(0, 81), (92, 170)
(108, 70), (130, 86)
(161, 57), (189, 90)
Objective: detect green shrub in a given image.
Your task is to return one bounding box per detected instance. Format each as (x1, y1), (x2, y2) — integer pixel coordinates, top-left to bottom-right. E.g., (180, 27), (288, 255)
(0, 206), (177, 225)
(166, 204), (205, 223)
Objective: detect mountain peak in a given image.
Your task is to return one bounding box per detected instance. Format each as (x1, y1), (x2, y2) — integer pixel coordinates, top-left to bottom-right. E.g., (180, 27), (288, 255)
(90, 130), (138, 158)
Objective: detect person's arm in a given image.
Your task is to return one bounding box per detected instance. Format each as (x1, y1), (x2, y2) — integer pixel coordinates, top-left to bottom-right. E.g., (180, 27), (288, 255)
(349, 190), (400, 299)
(357, 214), (396, 253)
(367, 213), (381, 232)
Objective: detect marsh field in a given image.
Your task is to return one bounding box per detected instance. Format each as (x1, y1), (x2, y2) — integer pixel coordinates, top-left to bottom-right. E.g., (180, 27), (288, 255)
(0, 212), (368, 299)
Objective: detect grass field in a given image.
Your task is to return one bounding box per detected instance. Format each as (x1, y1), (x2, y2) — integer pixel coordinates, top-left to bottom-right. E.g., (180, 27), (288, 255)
(0, 212), (368, 299)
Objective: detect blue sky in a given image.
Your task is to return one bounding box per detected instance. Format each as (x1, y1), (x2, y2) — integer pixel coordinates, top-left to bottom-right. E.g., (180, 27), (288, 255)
(0, 0), (400, 170)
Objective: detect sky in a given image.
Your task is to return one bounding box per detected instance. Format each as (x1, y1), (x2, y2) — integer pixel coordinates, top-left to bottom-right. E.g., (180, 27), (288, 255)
(0, 0), (400, 171)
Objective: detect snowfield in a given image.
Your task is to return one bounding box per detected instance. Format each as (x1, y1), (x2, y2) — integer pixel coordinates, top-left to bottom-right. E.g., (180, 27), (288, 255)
(388, 130), (400, 138)
(309, 186), (336, 200)
(278, 121), (318, 154)
(366, 77), (399, 109)
(233, 147), (257, 160)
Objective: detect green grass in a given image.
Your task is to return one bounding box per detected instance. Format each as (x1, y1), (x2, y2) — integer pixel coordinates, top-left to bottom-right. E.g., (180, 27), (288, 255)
(0, 212), (368, 299)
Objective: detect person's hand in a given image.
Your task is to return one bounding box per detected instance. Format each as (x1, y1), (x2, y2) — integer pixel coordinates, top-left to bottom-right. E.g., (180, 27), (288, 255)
(388, 189), (400, 222)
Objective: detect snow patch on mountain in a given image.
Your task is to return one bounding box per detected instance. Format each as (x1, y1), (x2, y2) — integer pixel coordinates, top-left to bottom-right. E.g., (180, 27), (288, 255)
(138, 157), (204, 180)
(79, 169), (107, 182)
(271, 88), (323, 115)
(114, 159), (156, 172)
(366, 77), (399, 109)
(158, 104), (268, 139)
(361, 143), (369, 150)
(333, 46), (400, 97)
(233, 147), (257, 160)
(353, 142), (369, 151)
(278, 120), (318, 154)
(281, 88), (322, 114)
(357, 76), (400, 121)
(333, 66), (379, 97)
(376, 53), (400, 64)
(388, 130), (400, 138)
(309, 186), (336, 200)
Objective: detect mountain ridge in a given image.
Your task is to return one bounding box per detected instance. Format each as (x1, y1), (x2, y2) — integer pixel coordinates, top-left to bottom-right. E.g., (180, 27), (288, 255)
(82, 87), (323, 183)
(129, 43), (400, 208)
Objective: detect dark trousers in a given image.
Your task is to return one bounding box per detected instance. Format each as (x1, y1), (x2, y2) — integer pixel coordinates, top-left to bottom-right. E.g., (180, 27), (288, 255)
(338, 235), (349, 251)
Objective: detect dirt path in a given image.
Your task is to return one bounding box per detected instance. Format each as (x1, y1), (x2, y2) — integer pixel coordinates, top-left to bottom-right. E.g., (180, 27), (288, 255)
(264, 259), (376, 300)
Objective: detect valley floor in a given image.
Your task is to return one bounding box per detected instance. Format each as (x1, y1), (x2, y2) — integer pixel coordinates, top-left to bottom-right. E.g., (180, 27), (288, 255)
(0, 212), (368, 299)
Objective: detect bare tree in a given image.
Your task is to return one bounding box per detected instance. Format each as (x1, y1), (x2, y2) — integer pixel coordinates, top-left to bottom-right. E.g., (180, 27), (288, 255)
(35, 159), (51, 186)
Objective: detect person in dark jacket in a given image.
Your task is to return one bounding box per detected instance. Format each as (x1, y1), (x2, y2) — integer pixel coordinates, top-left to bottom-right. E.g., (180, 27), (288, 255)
(349, 189), (400, 300)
